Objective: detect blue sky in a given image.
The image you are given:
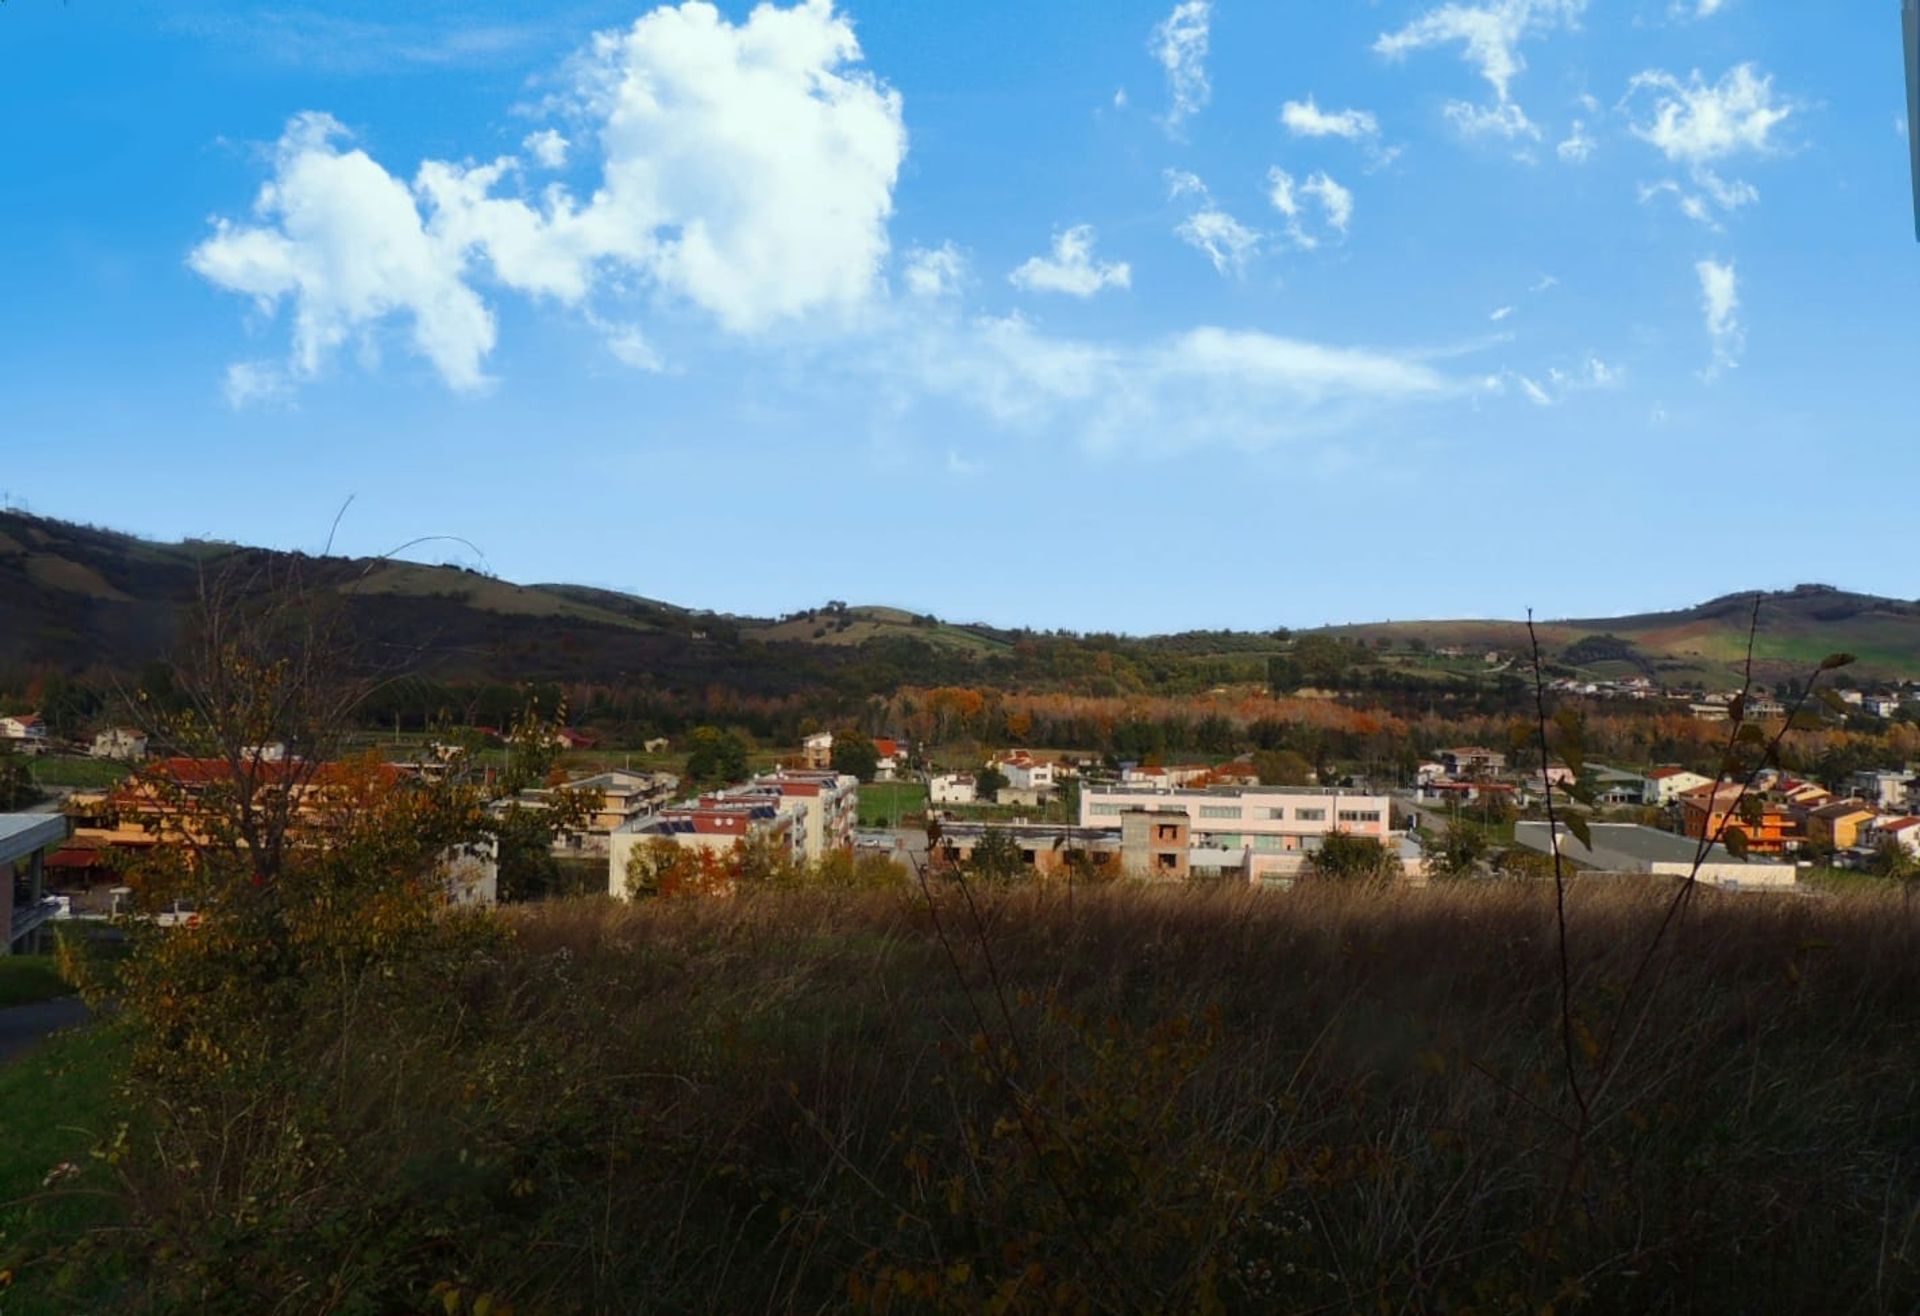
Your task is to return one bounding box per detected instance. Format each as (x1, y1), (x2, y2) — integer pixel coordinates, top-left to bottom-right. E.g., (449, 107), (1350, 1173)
(2, 0), (1916, 633)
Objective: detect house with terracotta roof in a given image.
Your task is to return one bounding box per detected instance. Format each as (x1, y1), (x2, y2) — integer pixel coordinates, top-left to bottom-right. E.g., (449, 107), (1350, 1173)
(872, 738), (903, 781)
(1645, 767), (1714, 807)
(0, 714), (49, 748)
(994, 751), (1055, 795)
(1867, 815), (1920, 858)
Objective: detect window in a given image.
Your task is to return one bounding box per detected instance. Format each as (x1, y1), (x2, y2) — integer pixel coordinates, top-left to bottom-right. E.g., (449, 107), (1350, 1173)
(1199, 805), (1242, 819)
(1295, 808), (1326, 822)
(1091, 802), (1121, 816)
(1266, 808), (1287, 820)
(1338, 810), (1382, 824)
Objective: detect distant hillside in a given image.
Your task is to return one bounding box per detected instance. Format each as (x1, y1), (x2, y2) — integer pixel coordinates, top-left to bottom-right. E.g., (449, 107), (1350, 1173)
(3, 511), (1917, 701)
(1323, 585), (1920, 687)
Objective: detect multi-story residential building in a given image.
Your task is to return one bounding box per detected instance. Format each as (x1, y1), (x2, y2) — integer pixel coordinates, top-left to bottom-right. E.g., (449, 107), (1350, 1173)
(801, 731), (834, 770)
(607, 796), (806, 898)
(872, 738), (903, 782)
(1846, 769), (1911, 811)
(1079, 783), (1391, 858)
(1676, 783), (1798, 854)
(723, 769), (858, 861)
(1436, 747), (1505, 779)
(507, 769), (680, 858)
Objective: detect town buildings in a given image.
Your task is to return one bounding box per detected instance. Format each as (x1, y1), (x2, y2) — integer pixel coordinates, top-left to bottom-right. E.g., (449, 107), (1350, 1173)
(1675, 783), (1797, 855)
(605, 769), (857, 897)
(89, 727), (148, 761)
(1513, 821), (1796, 889)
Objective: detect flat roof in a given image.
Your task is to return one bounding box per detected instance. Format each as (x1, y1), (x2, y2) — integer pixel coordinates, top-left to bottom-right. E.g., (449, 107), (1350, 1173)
(1085, 784), (1383, 800)
(0, 813), (70, 866)
(1514, 820), (1774, 868)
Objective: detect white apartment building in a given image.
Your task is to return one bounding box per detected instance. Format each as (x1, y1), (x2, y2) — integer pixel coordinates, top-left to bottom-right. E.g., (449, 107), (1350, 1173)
(1847, 769), (1912, 810)
(724, 769), (858, 861)
(1078, 783), (1391, 857)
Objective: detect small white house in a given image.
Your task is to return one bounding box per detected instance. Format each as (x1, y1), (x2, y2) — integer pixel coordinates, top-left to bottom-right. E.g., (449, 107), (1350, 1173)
(994, 752), (1054, 795)
(90, 728), (149, 762)
(930, 773), (977, 806)
(1, 714), (49, 745)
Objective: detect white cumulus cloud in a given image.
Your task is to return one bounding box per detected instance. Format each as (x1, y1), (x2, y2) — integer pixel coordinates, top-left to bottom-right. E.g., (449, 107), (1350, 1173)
(189, 112), (499, 392)
(1009, 226), (1131, 297)
(191, 0), (908, 397)
(1152, 0), (1212, 133)
(1696, 257), (1743, 376)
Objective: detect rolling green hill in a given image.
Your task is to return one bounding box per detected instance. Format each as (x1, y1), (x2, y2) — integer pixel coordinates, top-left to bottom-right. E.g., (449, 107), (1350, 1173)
(2, 511), (1915, 700)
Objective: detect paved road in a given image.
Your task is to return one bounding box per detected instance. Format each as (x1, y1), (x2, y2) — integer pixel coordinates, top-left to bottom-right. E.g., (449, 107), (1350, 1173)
(0, 996), (89, 1064)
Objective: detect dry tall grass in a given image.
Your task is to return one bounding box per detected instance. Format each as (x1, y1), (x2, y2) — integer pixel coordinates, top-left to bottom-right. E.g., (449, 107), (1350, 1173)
(84, 877), (1920, 1313)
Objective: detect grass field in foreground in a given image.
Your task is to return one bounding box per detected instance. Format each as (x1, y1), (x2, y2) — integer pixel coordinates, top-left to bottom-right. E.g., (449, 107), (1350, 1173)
(25, 879), (1920, 1312)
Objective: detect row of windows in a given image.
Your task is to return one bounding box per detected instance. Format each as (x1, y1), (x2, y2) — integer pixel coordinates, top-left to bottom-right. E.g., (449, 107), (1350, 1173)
(1088, 799), (1364, 823)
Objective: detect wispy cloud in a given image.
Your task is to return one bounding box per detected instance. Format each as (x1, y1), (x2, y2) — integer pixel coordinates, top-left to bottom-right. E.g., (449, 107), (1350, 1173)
(1152, 0), (1212, 133)
(1374, 0), (1587, 141)
(169, 7), (566, 76)
(1696, 257), (1744, 377)
(1627, 63), (1794, 225)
